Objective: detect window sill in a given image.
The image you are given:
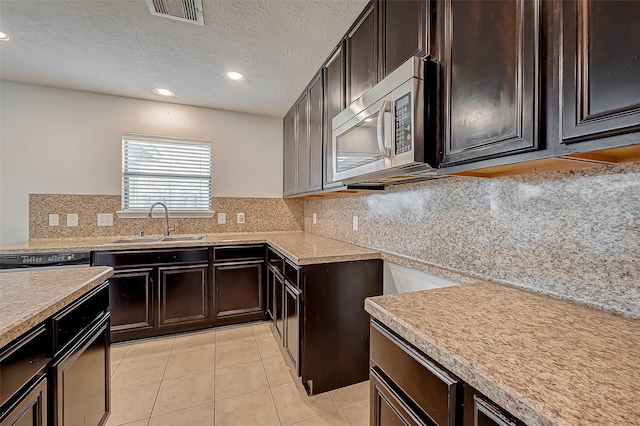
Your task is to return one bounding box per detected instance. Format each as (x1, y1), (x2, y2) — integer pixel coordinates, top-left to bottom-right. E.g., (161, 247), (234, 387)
(116, 210), (215, 219)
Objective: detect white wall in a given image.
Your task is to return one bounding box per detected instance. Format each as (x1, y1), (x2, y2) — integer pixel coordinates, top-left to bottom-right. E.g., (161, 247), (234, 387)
(0, 81), (283, 244)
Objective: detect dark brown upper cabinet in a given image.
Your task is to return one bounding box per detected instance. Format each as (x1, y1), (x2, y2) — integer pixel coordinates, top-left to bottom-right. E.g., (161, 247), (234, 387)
(308, 71), (324, 192)
(558, 0), (640, 155)
(381, 0), (430, 78)
(323, 44), (346, 189)
(283, 105), (297, 197)
(296, 92), (309, 194)
(283, 72), (325, 197)
(439, 0), (541, 167)
(346, 2), (379, 105)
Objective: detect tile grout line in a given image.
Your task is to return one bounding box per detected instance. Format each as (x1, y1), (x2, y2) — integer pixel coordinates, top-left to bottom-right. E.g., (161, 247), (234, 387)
(147, 338), (175, 421)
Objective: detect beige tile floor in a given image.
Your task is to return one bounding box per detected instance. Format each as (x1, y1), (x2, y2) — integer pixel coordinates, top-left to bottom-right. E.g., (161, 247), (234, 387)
(106, 321), (370, 426)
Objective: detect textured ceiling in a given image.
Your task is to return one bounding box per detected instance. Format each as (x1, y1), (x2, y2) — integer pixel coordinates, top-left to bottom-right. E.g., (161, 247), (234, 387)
(0, 0), (368, 116)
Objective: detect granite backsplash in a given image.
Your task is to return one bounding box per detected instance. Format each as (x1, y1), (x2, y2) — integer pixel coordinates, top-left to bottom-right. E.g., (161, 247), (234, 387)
(305, 162), (640, 318)
(30, 195), (303, 239)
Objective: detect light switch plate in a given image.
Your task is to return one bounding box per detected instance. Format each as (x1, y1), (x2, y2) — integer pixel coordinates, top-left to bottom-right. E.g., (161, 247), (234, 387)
(312, 213), (317, 224)
(236, 213), (245, 224)
(353, 215), (358, 231)
(67, 213), (78, 227)
(49, 214), (59, 226)
(218, 212), (226, 224)
(97, 213), (113, 226)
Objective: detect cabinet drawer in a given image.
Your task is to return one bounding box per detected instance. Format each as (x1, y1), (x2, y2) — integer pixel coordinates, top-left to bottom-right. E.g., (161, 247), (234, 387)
(213, 245), (265, 263)
(284, 260), (301, 287)
(267, 248), (284, 273)
(370, 321), (460, 426)
(94, 248), (208, 268)
(371, 368), (430, 426)
(474, 395), (525, 426)
(52, 281), (109, 355)
(0, 325), (50, 408)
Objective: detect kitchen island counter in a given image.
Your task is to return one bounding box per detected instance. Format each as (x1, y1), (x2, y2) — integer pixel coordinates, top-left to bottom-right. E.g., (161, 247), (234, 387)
(0, 266), (113, 347)
(366, 281), (640, 426)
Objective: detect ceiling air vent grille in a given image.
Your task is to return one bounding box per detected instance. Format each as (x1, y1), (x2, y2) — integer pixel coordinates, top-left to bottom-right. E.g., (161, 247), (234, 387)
(146, 0), (204, 26)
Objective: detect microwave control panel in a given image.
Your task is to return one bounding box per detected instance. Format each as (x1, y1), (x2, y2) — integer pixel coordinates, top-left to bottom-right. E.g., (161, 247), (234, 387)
(394, 93), (412, 155)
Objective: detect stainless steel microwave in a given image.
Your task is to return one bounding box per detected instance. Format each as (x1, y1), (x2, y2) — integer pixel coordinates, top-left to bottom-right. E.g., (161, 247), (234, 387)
(330, 57), (438, 186)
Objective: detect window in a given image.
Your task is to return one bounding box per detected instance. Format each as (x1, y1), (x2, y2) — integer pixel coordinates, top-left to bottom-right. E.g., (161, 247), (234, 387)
(121, 133), (212, 215)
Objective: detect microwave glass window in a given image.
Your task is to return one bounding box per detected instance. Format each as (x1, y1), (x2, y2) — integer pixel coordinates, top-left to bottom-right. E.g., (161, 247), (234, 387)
(336, 112), (384, 173)
(394, 92), (412, 155)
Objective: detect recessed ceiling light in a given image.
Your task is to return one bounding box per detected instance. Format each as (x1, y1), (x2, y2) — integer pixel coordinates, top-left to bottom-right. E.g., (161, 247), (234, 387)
(152, 88), (174, 97)
(225, 71), (245, 81)
(0, 32), (10, 41)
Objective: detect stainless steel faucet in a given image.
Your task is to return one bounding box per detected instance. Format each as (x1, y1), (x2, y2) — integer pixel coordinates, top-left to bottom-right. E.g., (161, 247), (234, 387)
(146, 202), (171, 236)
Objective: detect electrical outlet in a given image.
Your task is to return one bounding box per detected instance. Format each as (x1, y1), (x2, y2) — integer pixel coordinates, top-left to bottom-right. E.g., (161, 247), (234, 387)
(67, 213), (78, 227)
(236, 213), (245, 224)
(49, 214), (59, 226)
(97, 213), (113, 226)
(353, 215), (358, 231)
(312, 213), (317, 224)
(218, 213), (226, 224)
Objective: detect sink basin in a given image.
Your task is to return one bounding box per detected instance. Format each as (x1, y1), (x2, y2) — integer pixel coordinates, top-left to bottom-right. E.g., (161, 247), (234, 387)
(109, 236), (163, 244)
(161, 235), (207, 242)
(107, 235), (206, 244)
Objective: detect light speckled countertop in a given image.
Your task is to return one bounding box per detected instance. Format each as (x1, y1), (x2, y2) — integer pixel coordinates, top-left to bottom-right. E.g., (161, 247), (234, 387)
(0, 232), (381, 265)
(0, 266), (114, 347)
(365, 281), (640, 426)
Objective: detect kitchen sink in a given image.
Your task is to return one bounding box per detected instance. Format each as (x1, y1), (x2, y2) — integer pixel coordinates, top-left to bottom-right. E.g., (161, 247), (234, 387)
(107, 235), (206, 244)
(108, 236), (163, 244)
(160, 235), (207, 242)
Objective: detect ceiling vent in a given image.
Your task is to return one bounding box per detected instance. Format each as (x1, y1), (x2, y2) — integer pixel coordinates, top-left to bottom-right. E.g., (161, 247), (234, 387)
(146, 0), (204, 26)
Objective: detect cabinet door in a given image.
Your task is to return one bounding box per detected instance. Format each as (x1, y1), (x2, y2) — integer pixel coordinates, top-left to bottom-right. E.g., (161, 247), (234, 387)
(214, 260), (264, 319)
(440, 0), (540, 166)
(51, 316), (110, 426)
(0, 375), (47, 426)
(283, 282), (300, 374)
(266, 266), (274, 320)
(308, 71), (323, 192)
(382, 0), (428, 77)
(560, 0), (640, 147)
(346, 2), (379, 105)
(296, 92), (309, 194)
(283, 105), (297, 196)
(274, 271), (284, 340)
(158, 264), (209, 327)
(323, 44), (346, 188)
(370, 369), (429, 426)
(109, 268), (154, 333)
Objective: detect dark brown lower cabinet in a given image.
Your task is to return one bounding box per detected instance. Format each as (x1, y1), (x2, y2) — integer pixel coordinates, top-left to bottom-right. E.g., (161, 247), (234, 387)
(92, 248), (211, 342)
(301, 260), (383, 395)
(273, 267), (285, 339)
(0, 375), (47, 426)
(1, 281), (110, 426)
(213, 260), (264, 320)
(108, 268), (154, 334)
(283, 281), (301, 372)
(159, 264), (208, 326)
(370, 320), (527, 426)
(50, 315), (110, 426)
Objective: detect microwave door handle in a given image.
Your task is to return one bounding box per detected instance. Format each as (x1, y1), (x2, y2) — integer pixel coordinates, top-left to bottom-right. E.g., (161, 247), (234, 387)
(376, 100), (392, 158)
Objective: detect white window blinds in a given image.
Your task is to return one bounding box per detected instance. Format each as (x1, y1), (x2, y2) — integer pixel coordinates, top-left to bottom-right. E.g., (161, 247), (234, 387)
(122, 135), (212, 211)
